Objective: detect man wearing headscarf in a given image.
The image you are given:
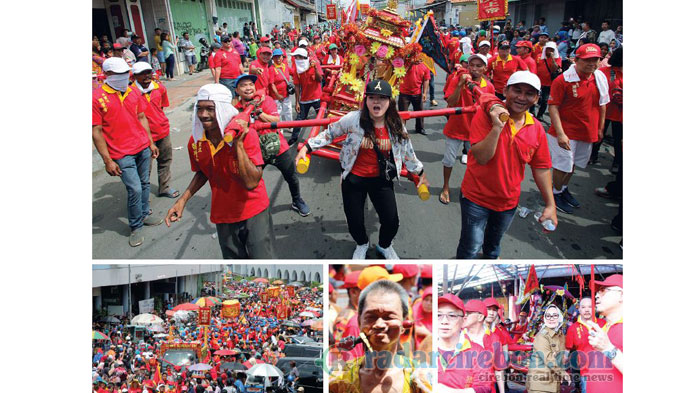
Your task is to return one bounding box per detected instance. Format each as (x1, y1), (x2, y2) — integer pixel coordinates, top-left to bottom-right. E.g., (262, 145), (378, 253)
(165, 84), (276, 259)
(92, 57), (161, 247)
(535, 42), (562, 119)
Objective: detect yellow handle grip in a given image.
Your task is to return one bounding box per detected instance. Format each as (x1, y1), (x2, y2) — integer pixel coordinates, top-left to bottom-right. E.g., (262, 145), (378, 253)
(296, 156), (310, 174)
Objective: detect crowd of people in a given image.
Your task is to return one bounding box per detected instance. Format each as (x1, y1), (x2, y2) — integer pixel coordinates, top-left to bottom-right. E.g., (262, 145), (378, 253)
(92, 10), (622, 258)
(327, 264), (433, 393)
(92, 276), (323, 393)
(438, 273), (623, 393)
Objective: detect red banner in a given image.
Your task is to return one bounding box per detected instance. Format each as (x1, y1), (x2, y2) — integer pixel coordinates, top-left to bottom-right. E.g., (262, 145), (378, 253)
(222, 301), (240, 318)
(477, 0), (508, 22)
(326, 4), (337, 20)
(287, 286), (295, 298)
(360, 3), (369, 15)
(198, 306), (212, 326)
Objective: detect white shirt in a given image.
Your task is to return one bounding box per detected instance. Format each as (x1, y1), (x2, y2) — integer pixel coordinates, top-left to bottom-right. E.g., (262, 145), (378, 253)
(598, 29), (616, 45)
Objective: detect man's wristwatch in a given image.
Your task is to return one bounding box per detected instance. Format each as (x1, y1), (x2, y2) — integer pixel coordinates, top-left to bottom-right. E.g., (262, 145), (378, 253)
(604, 345), (618, 360)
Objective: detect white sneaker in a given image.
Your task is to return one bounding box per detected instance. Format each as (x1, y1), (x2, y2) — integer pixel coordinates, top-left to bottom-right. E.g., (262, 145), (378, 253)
(376, 244), (400, 260)
(461, 154), (468, 164)
(352, 243), (369, 259)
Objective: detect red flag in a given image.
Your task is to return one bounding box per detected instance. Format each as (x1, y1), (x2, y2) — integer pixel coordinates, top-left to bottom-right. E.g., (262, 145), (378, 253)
(341, 9), (347, 24)
(154, 363), (163, 385)
(524, 265), (539, 296)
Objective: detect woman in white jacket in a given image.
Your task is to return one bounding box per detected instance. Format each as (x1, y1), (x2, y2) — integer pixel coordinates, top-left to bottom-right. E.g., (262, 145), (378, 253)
(296, 79), (429, 259)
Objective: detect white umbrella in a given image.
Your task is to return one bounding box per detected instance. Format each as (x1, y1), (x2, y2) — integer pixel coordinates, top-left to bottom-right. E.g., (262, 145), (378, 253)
(305, 307), (322, 312)
(247, 363), (284, 378)
(298, 311), (315, 318)
(131, 313), (164, 326)
(153, 333), (169, 338)
(173, 310), (195, 323)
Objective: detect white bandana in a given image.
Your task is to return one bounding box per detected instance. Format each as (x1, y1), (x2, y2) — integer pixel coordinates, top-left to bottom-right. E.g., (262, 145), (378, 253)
(295, 59), (310, 74)
(135, 81), (154, 94)
(540, 42), (560, 59)
(191, 84), (239, 142)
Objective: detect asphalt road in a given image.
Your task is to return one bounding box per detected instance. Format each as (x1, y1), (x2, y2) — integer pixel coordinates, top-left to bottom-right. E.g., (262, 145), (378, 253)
(92, 71), (622, 259)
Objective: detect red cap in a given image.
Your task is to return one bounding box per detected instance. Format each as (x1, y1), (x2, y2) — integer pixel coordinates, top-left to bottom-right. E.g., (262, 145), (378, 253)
(594, 274), (623, 289)
(421, 286), (433, 299)
(420, 265), (432, 279)
(341, 271), (361, 289)
(329, 283), (334, 294)
(464, 299), (487, 315)
(483, 298), (500, 309)
(257, 46), (272, 54)
(515, 40), (533, 49)
(313, 35), (320, 39)
(392, 264), (419, 278)
(112, 43), (124, 49)
(519, 311), (528, 317)
(438, 294), (464, 312)
(575, 43), (602, 59)
(260, 36), (270, 42)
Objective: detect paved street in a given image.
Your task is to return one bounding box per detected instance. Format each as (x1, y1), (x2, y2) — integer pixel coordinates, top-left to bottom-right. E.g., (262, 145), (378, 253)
(92, 70), (622, 259)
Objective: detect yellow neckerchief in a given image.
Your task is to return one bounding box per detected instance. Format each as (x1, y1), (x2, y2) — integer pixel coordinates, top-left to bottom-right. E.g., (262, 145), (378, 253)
(602, 317), (623, 333)
(577, 318), (594, 332)
(273, 62), (286, 72)
(508, 111), (535, 139)
(142, 81), (160, 103)
(495, 54), (513, 67)
(199, 131), (225, 159)
(331, 354), (414, 393)
(102, 83), (132, 103)
(471, 77), (488, 88)
(439, 330), (472, 370)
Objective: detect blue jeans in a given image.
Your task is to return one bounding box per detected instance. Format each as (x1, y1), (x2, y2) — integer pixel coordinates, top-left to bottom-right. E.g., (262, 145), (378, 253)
(115, 148), (152, 230)
(456, 196), (516, 259)
(580, 375), (587, 393)
(291, 100), (321, 142)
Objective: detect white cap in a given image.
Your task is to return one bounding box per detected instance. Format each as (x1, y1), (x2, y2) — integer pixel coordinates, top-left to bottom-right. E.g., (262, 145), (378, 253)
(291, 48), (308, 57)
(298, 39), (309, 46)
(102, 57), (131, 73)
(468, 53), (488, 67)
(493, 25), (501, 30)
(132, 62), (152, 74)
(479, 40), (491, 48)
(506, 70), (541, 93)
(196, 83), (233, 103)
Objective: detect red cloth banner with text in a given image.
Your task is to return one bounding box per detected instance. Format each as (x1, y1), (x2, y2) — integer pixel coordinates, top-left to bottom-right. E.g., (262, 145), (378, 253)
(198, 306), (212, 326)
(326, 4), (337, 20)
(477, 0), (508, 22)
(287, 286), (295, 298)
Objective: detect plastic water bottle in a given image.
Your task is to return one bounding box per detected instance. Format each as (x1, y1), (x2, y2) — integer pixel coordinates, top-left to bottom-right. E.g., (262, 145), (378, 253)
(534, 212), (556, 232)
(296, 156), (310, 174)
(518, 206), (530, 218)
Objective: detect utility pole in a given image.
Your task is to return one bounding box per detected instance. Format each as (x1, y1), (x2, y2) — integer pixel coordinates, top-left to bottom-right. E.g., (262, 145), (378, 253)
(128, 264), (132, 320)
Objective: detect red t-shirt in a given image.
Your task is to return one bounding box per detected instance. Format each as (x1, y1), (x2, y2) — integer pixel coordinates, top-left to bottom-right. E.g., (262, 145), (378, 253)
(486, 327), (511, 371)
(92, 84), (150, 160)
(565, 319), (607, 375)
(214, 49), (242, 80)
(208, 51), (216, 70)
(350, 127), (391, 178)
(519, 53), (537, 74)
(532, 43), (545, 59)
(292, 66), (322, 102)
(187, 129), (269, 224)
(271, 63), (291, 98)
(400, 63), (431, 95)
(600, 66), (623, 123)
(536, 57), (562, 87)
(250, 59), (274, 94)
(234, 95), (289, 156)
(547, 72), (602, 143)
(462, 108), (552, 212)
(438, 333), (495, 391)
(585, 321), (623, 393)
(488, 54), (529, 93)
(134, 81), (170, 142)
(443, 77), (495, 141)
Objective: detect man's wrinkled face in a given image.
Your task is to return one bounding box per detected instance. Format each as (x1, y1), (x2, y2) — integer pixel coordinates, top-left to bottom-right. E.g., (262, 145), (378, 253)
(235, 79), (256, 100)
(468, 58), (486, 79)
(596, 286), (623, 314)
(359, 290), (404, 351)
